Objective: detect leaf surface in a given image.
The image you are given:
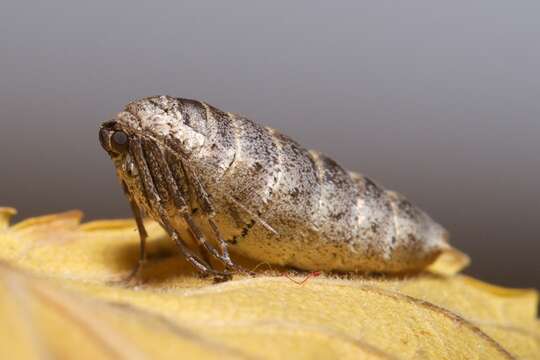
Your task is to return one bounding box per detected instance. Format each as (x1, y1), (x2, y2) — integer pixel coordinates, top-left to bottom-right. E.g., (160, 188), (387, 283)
(0, 208), (538, 359)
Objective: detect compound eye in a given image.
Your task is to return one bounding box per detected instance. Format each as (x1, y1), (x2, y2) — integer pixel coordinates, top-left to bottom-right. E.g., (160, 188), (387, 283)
(111, 130), (129, 153)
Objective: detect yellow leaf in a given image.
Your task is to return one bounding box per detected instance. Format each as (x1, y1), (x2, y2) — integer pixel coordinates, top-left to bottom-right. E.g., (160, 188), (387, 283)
(0, 208), (538, 359)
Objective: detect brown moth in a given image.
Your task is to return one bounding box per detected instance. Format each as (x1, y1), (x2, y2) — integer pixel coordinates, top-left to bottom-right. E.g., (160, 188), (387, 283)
(99, 95), (469, 279)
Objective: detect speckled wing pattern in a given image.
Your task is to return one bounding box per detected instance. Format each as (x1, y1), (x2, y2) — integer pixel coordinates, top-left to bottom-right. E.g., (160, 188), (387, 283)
(100, 95), (469, 275)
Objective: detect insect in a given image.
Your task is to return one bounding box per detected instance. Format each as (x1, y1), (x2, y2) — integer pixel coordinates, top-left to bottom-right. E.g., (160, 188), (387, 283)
(99, 95), (469, 280)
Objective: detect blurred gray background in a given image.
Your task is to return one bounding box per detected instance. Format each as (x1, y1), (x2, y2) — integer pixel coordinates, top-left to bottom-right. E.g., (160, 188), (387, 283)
(1, 1), (538, 287)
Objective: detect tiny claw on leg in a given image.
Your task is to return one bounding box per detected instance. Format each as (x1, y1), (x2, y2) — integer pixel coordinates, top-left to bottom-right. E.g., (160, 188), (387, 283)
(212, 271), (233, 283)
(193, 266), (232, 283)
(108, 259), (146, 286)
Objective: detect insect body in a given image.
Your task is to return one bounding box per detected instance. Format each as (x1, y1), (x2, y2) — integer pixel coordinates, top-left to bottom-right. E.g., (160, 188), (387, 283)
(99, 96), (468, 278)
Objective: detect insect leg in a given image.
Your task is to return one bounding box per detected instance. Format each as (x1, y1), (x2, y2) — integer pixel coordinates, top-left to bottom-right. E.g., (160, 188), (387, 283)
(144, 139), (238, 270)
(224, 193), (279, 236)
(173, 216), (215, 270)
(183, 214), (237, 269)
(197, 242), (213, 268)
(207, 217), (235, 269)
(164, 218), (230, 279)
(173, 159), (240, 271)
(183, 178), (239, 271)
(181, 163), (236, 266)
(120, 181), (148, 281)
(147, 135), (269, 268)
(130, 137), (227, 278)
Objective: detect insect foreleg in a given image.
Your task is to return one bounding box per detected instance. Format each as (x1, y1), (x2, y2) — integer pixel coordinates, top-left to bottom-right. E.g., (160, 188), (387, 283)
(120, 181), (148, 282)
(143, 139), (237, 271)
(130, 138), (227, 278)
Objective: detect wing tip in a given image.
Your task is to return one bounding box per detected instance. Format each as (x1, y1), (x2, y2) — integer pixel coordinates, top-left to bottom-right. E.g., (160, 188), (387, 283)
(428, 245), (471, 276)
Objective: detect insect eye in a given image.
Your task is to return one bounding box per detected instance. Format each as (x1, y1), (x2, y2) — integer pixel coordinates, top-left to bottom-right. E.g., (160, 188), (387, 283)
(111, 131), (129, 153)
